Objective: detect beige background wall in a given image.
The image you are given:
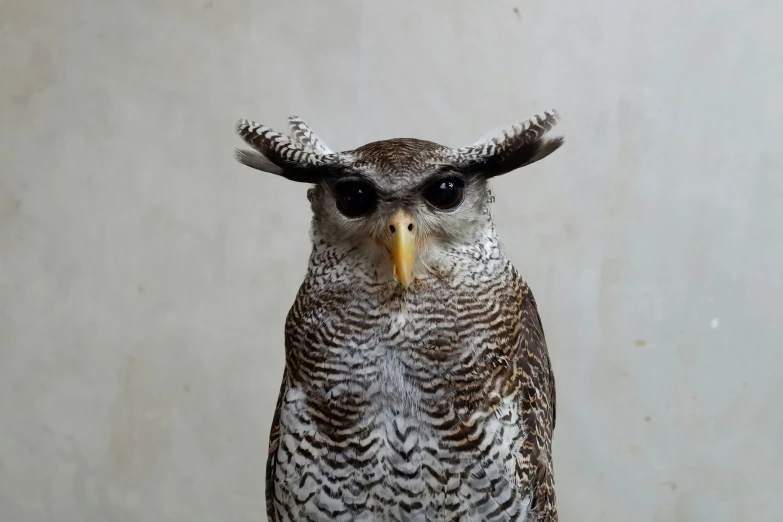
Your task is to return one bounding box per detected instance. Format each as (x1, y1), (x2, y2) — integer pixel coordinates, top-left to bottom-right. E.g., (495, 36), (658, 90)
(1, 1), (781, 521)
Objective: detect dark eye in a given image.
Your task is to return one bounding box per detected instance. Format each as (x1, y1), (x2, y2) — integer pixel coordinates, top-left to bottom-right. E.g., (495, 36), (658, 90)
(334, 180), (377, 218)
(423, 177), (465, 210)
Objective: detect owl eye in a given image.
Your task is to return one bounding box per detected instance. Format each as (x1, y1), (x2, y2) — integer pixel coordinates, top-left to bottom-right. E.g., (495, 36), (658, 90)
(333, 180), (377, 218)
(423, 177), (465, 210)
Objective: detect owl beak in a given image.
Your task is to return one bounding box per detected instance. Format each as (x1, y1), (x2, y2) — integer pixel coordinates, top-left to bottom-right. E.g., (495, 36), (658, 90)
(388, 209), (416, 288)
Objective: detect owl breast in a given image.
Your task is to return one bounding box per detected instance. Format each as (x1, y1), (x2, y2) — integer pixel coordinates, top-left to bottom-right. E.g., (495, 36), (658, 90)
(271, 240), (535, 522)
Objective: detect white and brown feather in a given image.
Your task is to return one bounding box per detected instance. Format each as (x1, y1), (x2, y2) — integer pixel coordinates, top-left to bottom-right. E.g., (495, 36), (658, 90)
(236, 111), (563, 522)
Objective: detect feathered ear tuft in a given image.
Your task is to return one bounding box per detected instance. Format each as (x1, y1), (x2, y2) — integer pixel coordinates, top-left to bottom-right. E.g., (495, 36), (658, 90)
(454, 110), (564, 178)
(234, 118), (341, 183)
(234, 148), (284, 175)
(287, 115), (334, 155)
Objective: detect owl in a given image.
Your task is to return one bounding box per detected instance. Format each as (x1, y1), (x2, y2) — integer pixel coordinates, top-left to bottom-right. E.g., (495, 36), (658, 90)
(234, 110), (564, 522)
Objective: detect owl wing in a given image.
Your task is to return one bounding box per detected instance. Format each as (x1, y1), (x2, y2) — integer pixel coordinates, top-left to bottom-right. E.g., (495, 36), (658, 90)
(265, 366), (287, 522)
(513, 283), (558, 521)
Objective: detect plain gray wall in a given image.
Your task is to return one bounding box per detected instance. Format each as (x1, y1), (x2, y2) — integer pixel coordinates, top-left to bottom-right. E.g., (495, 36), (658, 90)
(1, 0), (781, 521)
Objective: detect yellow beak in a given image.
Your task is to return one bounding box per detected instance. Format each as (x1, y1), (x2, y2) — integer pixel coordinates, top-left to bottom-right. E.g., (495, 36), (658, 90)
(388, 209), (416, 288)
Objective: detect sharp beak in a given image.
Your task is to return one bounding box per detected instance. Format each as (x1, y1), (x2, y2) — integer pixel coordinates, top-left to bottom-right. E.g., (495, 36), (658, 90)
(388, 209), (416, 288)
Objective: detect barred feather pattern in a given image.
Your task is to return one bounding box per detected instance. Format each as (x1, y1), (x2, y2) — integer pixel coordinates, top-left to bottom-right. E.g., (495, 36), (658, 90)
(287, 115), (335, 155)
(266, 222), (558, 522)
(235, 119), (337, 168)
(456, 110), (560, 159)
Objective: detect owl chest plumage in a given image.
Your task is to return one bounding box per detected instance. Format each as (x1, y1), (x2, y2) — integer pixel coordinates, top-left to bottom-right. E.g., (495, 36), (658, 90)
(266, 238), (555, 522)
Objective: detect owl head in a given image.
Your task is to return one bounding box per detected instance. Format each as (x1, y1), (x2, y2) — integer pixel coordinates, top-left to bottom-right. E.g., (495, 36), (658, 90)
(234, 112), (563, 289)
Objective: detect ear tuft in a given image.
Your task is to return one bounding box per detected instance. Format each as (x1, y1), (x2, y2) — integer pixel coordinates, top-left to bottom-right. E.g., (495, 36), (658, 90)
(233, 148), (284, 175)
(234, 116), (342, 183)
(287, 115), (334, 155)
(455, 110), (564, 178)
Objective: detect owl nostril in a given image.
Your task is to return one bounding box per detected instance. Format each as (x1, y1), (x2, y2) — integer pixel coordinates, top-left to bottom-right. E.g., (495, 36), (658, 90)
(389, 224), (414, 234)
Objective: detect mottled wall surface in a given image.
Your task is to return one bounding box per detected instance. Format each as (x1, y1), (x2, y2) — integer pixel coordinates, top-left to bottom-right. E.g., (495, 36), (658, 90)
(1, 1), (781, 521)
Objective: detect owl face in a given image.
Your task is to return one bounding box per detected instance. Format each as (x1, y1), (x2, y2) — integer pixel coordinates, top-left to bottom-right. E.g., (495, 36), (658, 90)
(307, 138), (494, 287)
(234, 112), (563, 288)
